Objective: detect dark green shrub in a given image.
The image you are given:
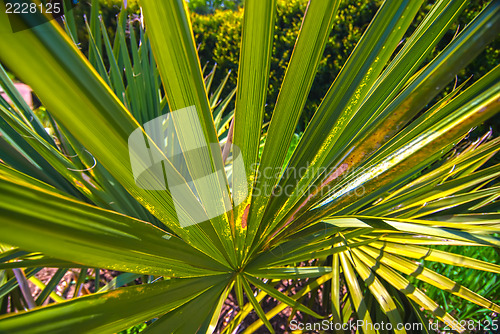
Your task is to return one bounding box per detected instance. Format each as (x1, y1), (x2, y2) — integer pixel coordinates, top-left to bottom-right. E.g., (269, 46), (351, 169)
(187, 0), (242, 14)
